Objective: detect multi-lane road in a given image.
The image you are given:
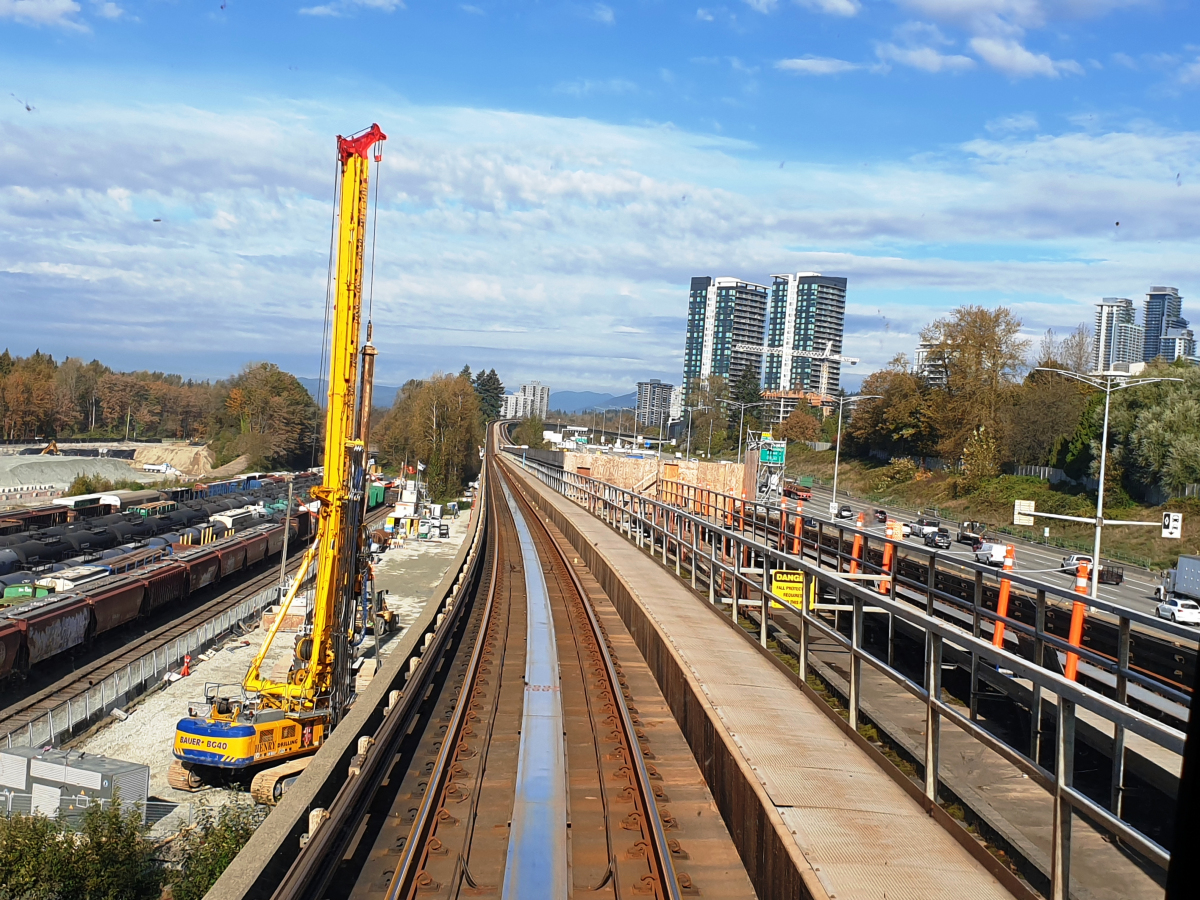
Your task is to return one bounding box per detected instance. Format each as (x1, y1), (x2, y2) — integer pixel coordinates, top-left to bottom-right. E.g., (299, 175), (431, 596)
(805, 481), (1170, 618)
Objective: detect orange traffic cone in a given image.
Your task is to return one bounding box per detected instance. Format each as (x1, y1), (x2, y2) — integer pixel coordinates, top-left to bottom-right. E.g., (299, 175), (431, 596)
(850, 512), (865, 575)
(1064, 562), (1090, 681)
(181, 654), (192, 677)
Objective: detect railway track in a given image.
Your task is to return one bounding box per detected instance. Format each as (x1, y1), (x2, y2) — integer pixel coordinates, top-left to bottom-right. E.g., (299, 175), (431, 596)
(0, 505), (388, 746)
(268, 458), (684, 900)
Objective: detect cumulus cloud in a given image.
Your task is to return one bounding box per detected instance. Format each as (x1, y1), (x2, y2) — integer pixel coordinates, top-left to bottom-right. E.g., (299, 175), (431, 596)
(696, 8), (714, 20)
(776, 56), (860, 75)
(796, 0), (860, 15)
(1181, 57), (1200, 85)
(0, 0), (83, 27)
(877, 43), (974, 72)
(970, 37), (1082, 77)
(1, 96), (1197, 387)
(985, 112), (1038, 133)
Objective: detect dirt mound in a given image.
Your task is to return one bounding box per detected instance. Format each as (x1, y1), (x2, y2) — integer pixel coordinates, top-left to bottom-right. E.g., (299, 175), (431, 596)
(0, 457), (159, 490)
(133, 445), (217, 477)
(209, 454), (251, 477)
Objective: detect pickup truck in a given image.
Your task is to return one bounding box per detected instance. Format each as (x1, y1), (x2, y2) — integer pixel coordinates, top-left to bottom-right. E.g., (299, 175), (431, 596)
(911, 517), (941, 538)
(957, 521), (987, 544)
(1062, 553), (1124, 585)
(783, 480), (813, 501)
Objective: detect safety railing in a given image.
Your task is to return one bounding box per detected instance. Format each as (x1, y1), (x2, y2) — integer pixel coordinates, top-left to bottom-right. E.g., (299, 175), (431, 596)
(505, 450), (1191, 900)
(0, 574), (312, 751)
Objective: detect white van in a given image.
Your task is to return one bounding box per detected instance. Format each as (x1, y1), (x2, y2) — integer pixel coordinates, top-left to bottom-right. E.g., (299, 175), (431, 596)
(974, 543), (1007, 567)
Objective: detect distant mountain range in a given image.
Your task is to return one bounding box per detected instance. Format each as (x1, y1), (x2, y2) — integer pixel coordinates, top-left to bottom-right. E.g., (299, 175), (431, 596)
(298, 376), (402, 408)
(549, 390), (637, 413)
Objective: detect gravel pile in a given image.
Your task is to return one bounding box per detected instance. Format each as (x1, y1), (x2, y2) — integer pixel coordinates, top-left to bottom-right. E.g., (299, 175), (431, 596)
(0, 456), (162, 489)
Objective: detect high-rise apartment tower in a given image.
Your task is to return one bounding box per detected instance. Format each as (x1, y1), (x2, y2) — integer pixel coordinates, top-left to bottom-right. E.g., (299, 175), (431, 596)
(763, 273), (849, 394)
(1093, 298), (1145, 371)
(1143, 287), (1187, 362)
(683, 276), (768, 390)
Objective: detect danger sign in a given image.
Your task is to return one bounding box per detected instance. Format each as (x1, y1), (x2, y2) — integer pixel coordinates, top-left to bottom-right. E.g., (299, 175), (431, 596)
(770, 570), (814, 610)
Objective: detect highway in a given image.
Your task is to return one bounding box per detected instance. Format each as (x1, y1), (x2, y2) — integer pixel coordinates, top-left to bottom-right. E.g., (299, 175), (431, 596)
(802, 480), (1173, 620)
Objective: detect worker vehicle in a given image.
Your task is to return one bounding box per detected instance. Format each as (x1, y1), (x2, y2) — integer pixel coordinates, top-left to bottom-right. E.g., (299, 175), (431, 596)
(975, 543), (1007, 566)
(957, 521), (988, 544)
(924, 529), (951, 550)
(171, 124), (387, 804)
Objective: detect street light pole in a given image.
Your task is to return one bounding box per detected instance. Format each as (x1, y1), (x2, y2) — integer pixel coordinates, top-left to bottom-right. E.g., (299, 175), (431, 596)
(831, 394), (882, 513)
(1036, 367), (1183, 597)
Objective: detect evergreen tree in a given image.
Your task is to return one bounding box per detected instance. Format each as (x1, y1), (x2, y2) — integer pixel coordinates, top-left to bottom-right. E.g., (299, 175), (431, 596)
(472, 368), (504, 421)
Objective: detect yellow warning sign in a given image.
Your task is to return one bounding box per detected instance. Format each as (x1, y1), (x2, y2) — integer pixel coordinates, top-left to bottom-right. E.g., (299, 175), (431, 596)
(770, 570), (814, 610)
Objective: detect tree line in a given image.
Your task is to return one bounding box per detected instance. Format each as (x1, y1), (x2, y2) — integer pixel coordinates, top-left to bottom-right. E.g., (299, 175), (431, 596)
(845, 305), (1200, 500)
(0, 350), (318, 471)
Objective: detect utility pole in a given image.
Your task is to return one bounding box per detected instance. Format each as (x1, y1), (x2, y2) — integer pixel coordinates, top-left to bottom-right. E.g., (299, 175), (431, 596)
(277, 480), (294, 602)
(831, 394), (882, 515)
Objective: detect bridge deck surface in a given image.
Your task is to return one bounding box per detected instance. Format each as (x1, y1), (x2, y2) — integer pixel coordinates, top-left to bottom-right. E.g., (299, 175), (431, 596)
(513, 466), (1017, 900)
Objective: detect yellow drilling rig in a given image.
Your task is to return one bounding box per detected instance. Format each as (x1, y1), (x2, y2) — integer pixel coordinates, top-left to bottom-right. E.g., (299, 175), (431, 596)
(170, 124), (386, 803)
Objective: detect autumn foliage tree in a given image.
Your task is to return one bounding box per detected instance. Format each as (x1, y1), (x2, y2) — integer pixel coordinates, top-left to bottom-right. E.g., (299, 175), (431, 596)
(375, 373), (482, 499)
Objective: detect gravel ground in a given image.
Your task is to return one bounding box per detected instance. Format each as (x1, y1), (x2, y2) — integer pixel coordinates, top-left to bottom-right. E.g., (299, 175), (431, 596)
(0, 456), (161, 489)
(73, 514), (470, 827)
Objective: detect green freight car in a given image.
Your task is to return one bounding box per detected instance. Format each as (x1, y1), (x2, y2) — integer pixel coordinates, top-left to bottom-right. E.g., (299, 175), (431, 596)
(367, 483), (386, 510)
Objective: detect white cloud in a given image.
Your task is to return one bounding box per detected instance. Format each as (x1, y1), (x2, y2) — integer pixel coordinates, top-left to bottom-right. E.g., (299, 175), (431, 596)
(0, 0), (83, 28)
(1180, 57), (1200, 85)
(299, 0), (403, 15)
(92, 1), (121, 18)
(970, 37), (1082, 77)
(876, 43), (975, 72)
(553, 78), (638, 96)
(1111, 51), (1138, 70)
(796, 0), (860, 15)
(985, 112), (1038, 133)
(696, 7), (714, 20)
(776, 56), (860, 75)
(459, 4), (484, 14)
(1, 95), (1197, 389)
(587, 2), (614, 24)
(743, 0), (778, 11)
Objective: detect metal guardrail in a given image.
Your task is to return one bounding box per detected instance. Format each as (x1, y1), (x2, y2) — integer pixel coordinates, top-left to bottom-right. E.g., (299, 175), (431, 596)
(507, 450), (1190, 900)
(0, 574), (310, 751)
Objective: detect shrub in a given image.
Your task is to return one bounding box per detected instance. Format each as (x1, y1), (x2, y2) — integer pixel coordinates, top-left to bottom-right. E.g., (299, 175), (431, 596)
(169, 804), (267, 900)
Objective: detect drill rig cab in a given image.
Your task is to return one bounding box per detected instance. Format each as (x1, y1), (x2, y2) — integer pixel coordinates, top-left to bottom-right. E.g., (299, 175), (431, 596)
(170, 124), (386, 803)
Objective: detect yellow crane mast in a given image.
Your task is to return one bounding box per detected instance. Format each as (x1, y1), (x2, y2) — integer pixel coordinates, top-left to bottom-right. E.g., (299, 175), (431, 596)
(170, 124), (386, 802)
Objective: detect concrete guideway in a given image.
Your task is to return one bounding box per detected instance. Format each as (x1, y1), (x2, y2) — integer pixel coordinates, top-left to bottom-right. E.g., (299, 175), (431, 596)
(504, 458), (1019, 900)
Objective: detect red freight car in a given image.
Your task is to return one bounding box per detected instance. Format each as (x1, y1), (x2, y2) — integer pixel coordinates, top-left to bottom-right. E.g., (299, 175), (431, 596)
(0, 618), (22, 680)
(139, 560), (189, 614)
(216, 536), (248, 579)
(5, 594), (92, 668)
(242, 528), (269, 567)
(266, 523), (286, 557)
(87, 575), (146, 635)
(174, 546), (221, 593)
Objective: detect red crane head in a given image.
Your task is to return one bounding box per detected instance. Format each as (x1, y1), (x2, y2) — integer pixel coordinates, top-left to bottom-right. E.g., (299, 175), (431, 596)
(337, 123), (387, 164)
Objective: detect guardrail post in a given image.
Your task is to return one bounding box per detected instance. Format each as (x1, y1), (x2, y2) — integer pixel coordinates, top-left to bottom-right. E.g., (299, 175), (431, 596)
(925, 632), (942, 803)
(708, 527), (717, 605)
(850, 593), (863, 732)
(691, 521), (698, 590)
(1111, 616), (1131, 818)
(732, 542), (741, 622)
(1031, 588), (1047, 763)
(799, 577), (810, 682)
(761, 550), (771, 649)
(970, 569), (983, 722)
(675, 512), (682, 577)
(1051, 695), (1076, 900)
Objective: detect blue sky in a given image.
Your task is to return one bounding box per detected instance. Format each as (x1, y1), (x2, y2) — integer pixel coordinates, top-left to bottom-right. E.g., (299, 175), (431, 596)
(1, 1), (1198, 393)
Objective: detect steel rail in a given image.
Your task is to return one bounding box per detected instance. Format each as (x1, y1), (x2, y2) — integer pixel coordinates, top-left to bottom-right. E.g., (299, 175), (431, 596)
(266, 490), (490, 900)
(503, 461), (685, 900)
(379, 477), (503, 900)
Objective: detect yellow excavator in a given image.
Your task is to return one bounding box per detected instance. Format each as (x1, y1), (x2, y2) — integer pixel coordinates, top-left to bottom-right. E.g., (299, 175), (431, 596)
(170, 124), (386, 803)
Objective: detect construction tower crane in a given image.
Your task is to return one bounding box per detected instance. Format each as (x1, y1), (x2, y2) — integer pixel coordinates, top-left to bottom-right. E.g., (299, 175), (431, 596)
(170, 124), (386, 803)
(734, 339), (859, 408)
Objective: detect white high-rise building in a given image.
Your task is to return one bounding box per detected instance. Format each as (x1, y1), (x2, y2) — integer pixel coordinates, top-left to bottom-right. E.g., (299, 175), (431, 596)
(763, 273), (849, 395)
(1094, 298), (1144, 372)
(635, 379), (675, 428)
(501, 381), (550, 419)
